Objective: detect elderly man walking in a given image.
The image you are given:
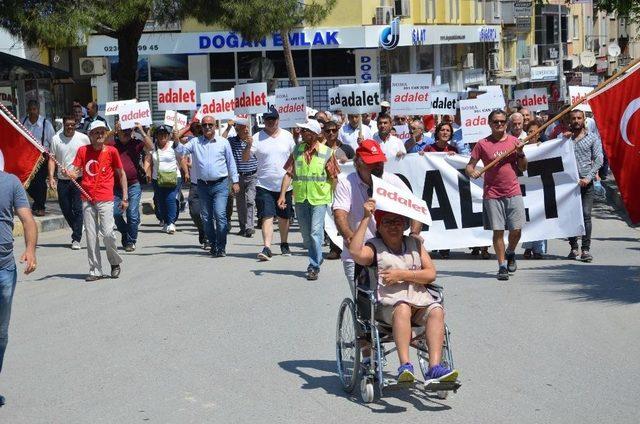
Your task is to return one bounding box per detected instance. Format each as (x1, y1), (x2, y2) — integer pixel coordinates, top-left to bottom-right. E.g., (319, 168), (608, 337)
(278, 120), (340, 280)
(179, 115), (239, 257)
(69, 121), (127, 281)
(466, 109), (528, 281)
(228, 117), (258, 238)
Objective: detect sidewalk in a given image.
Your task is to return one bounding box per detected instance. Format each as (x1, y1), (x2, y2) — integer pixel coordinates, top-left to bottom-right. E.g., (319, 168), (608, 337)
(12, 184), (163, 237)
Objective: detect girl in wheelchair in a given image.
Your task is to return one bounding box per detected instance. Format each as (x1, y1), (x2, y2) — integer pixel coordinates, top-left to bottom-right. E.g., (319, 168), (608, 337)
(348, 199), (459, 386)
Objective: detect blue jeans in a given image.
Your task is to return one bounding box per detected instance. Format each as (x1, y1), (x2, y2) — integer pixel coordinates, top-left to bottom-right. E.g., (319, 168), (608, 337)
(114, 182), (142, 246)
(197, 178), (229, 252)
(0, 265), (17, 375)
(57, 179), (83, 242)
(295, 201), (328, 271)
(153, 179), (182, 226)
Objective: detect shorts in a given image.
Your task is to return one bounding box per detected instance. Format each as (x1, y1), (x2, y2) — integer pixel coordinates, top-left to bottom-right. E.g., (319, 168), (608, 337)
(482, 195), (525, 231)
(377, 302), (443, 326)
(256, 186), (293, 219)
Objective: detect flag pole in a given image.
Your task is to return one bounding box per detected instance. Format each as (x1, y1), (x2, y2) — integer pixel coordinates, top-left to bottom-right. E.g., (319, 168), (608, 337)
(479, 56), (640, 176)
(0, 102), (93, 201)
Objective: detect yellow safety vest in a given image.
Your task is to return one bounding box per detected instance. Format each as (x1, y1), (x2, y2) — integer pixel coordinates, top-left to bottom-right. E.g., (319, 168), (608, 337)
(292, 142), (333, 205)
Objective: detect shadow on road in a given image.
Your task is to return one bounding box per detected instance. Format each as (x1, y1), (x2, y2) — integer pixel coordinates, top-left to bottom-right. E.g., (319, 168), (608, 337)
(278, 359), (451, 413)
(34, 273), (87, 281)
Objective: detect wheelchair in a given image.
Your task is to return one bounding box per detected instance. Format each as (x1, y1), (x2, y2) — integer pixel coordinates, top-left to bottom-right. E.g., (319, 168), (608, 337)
(336, 265), (461, 403)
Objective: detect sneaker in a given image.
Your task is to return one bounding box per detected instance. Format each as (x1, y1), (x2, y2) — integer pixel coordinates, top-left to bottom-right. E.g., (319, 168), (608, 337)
(166, 224), (176, 234)
(111, 265), (121, 279)
(497, 266), (509, 281)
(71, 241), (81, 250)
(568, 248), (579, 260)
(85, 274), (101, 282)
(244, 228), (255, 238)
(203, 242), (211, 251)
(325, 250), (341, 260)
(506, 251), (517, 273)
(579, 250), (593, 263)
(125, 244), (136, 252)
(397, 362), (416, 383)
(280, 243), (291, 256)
(159, 221), (165, 227)
(257, 247), (272, 261)
(306, 268), (319, 281)
(424, 364), (458, 385)
(0, 394), (4, 406)
(162, 224), (168, 233)
(215, 249), (226, 258)
(236, 229), (246, 236)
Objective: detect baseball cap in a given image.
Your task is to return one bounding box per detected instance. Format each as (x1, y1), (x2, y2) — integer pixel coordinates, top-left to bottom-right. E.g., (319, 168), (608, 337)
(262, 106), (279, 120)
(234, 116), (250, 126)
(296, 119), (322, 135)
(380, 101), (390, 108)
(356, 140), (387, 164)
(88, 120), (108, 133)
(156, 124), (171, 134)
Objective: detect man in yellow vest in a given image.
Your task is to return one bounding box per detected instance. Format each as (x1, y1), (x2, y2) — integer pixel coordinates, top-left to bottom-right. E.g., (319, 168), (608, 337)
(278, 119), (340, 280)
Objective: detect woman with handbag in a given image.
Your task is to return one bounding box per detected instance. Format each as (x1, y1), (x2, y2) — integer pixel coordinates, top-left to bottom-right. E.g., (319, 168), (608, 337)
(145, 125), (187, 234)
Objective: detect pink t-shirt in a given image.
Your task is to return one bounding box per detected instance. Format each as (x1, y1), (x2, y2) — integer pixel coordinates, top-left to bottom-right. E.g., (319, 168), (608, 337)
(471, 135), (522, 199)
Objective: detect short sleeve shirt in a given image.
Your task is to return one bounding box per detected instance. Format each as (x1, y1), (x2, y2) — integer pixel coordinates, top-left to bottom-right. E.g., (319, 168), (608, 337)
(0, 172), (30, 269)
(112, 138), (145, 185)
(470, 135), (522, 199)
(72, 145), (123, 202)
(251, 129), (295, 192)
(373, 133), (407, 157)
(49, 131), (90, 179)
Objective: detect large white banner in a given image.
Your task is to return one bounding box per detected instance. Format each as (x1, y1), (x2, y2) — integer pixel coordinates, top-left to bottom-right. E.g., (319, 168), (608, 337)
(328, 138), (584, 250)
(514, 88), (549, 112)
(390, 74), (432, 116)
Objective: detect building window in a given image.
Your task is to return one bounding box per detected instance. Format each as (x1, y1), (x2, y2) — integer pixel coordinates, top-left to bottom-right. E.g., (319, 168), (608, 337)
(237, 52), (263, 79)
(586, 15), (594, 49)
(417, 45), (434, 71)
(448, 0), (460, 22)
(210, 53), (235, 79)
(504, 41), (515, 71)
(150, 55), (188, 81)
(109, 56), (149, 83)
(425, 0), (436, 20)
(440, 45), (457, 69)
(311, 49), (354, 77)
(265, 50), (310, 78)
(572, 15), (579, 40)
(474, 0), (484, 22)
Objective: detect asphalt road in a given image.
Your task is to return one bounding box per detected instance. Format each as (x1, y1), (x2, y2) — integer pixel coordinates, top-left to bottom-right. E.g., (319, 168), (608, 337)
(1, 201), (639, 423)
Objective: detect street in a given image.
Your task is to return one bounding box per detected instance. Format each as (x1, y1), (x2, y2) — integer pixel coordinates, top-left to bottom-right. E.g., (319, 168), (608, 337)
(1, 200), (638, 423)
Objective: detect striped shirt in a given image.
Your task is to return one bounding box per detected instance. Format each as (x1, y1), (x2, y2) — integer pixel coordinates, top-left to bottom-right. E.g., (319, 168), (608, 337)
(567, 131), (603, 181)
(229, 136), (258, 174)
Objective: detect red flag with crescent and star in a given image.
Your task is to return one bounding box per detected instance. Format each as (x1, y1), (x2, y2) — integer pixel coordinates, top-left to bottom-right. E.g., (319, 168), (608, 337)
(589, 64), (640, 223)
(0, 107), (44, 187)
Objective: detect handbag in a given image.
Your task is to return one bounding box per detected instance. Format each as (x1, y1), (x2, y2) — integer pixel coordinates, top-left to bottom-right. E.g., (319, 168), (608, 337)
(155, 149), (177, 187)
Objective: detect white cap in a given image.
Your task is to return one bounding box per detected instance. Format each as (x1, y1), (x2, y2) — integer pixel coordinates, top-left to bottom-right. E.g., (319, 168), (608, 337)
(234, 116), (250, 126)
(296, 119), (322, 135)
(88, 120), (108, 133)
(380, 101), (390, 108)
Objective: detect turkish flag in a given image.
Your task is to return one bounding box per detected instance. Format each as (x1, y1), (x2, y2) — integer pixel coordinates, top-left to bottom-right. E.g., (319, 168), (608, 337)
(0, 108), (44, 187)
(589, 65), (640, 223)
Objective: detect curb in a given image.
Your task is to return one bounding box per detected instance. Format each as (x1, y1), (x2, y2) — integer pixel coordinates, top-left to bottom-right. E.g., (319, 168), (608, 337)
(13, 216), (69, 237)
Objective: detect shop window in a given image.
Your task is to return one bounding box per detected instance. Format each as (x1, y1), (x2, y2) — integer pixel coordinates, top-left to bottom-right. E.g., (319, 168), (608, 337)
(210, 53), (235, 79)
(109, 56), (148, 82)
(266, 50), (310, 78)
(311, 49), (355, 77)
(380, 47), (410, 74)
(150, 55), (188, 81)
(417, 45), (434, 71)
(237, 52), (264, 79)
(211, 81), (236, 91)
(440, 45), (456, 69)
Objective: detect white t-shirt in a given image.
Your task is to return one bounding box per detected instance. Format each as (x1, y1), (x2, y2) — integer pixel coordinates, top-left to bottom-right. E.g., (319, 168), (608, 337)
(373, 133), (407, 157)
(49, 131), (90, 179)
(152, 144), (180, 179)
(251, 129), (295, 192)
(338, 123), (373, 151)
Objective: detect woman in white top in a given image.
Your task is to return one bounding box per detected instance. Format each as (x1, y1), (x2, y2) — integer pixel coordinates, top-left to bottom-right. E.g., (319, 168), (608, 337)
(144, 125), (186, 234)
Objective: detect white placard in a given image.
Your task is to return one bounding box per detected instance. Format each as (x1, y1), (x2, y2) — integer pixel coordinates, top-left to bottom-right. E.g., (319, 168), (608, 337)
(568, 86), (593, 112)
(372, 175), (432, 226)
(514, 88), (550, 112)
(234, 82), (269, 115)
(327, 87), (340, 111)
(164, 110), (188, 130)
(354, 49), (379, 84)
(157, 80), (197, 111)
(275, 86), (307, 128)
(197, 89), (235, 120)
(393, 124), (411, 141)
(459, 97), (495, 143)
(256, 95), (276, 128)
(328, 83), (381, 114)
(477, 85), (506, 108)
(390, 74), (432, 116)
(328, 138), (584, 250)
(105, 99), (136, 116)
(430, 91), (459, 115)
(118, 101), (152, 129)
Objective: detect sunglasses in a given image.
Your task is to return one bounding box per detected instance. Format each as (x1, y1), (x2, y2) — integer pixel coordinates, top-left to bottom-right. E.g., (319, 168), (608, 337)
(380, 217), (405, 226)
(202, 123), (215, 128)
(323, 128), (338, 133)
(491, 120), (506, 125)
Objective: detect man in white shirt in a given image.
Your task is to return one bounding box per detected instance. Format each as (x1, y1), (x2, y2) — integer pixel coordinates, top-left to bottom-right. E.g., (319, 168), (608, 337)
(48, 115), (90, 249)
(242, 107), (296, 261)
(22, 100), (55, 216)
(372, 113), (406, 158)
(338, 114), (373, 151)
(508, 112), (527, 140)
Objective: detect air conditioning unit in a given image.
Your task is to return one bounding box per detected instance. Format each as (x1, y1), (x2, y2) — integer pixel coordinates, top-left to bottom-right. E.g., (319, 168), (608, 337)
(375, 6), (394, 25)
(79, 57), (107, 76)
(394, 0), (410, 17)
(488, 52), (500, 71)
(530, 44), (539, 66)
(463, 53), (475, 69)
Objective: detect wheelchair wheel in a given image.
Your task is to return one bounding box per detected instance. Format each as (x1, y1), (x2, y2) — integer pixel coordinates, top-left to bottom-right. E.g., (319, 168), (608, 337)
(360, 377), (375, 403)
(336, 298), (361, 393)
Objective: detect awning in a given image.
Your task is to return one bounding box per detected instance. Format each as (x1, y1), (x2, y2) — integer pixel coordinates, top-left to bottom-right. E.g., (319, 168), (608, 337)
(0, 52), (73, 82)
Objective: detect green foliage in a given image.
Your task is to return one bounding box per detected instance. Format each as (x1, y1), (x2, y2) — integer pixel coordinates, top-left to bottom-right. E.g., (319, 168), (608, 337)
(593, 0), (640, 21)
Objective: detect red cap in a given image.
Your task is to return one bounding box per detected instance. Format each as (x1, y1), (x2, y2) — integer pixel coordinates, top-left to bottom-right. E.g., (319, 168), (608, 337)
(356, 140), (387, 164)
(374, 209), (408, 230)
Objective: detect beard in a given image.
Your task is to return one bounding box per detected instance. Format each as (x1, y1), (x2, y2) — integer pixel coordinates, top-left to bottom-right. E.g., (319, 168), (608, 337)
(570, 123), (584, 131)
(371, 168), (384, 178)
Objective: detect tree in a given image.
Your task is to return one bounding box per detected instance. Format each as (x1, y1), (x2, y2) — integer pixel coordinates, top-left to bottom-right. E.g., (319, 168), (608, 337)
(593, 0), (640, 23)
(204, 0), (337, 87)
(0, 0), (191, 100)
